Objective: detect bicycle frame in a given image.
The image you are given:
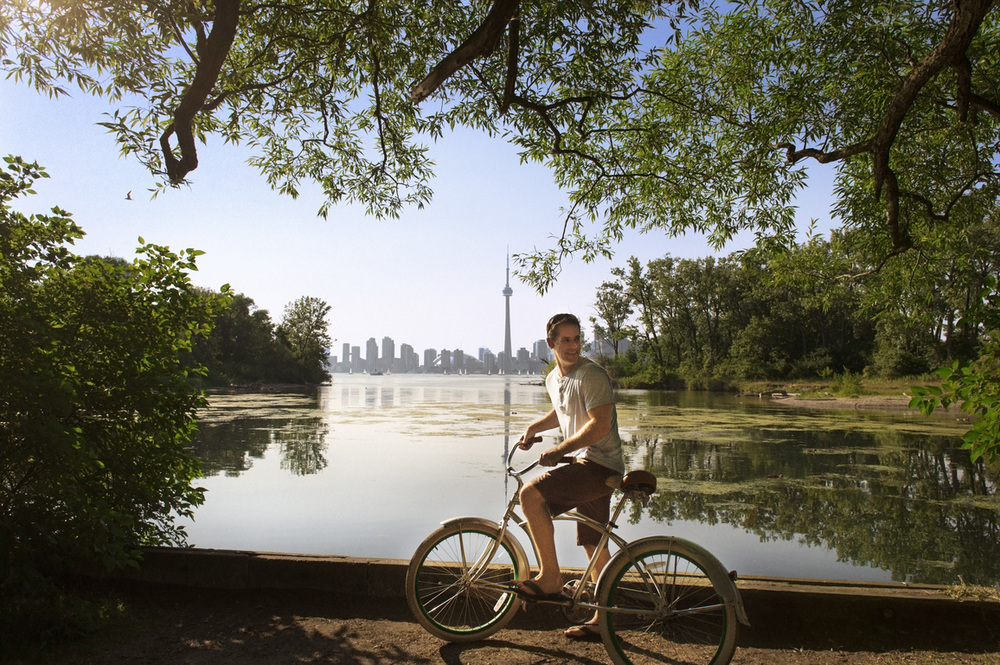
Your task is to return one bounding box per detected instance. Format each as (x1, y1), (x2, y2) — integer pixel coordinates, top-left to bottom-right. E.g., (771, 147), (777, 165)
(456, 445), (662, 616)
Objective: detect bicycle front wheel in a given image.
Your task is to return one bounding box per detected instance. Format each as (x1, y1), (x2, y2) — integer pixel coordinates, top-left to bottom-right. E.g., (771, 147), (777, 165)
(405, 520), (525, 642)
(597, 537), (739, 665)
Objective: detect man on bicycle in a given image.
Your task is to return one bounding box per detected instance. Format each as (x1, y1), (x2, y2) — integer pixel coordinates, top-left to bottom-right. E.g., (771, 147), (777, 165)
(516, 312), (626, 639)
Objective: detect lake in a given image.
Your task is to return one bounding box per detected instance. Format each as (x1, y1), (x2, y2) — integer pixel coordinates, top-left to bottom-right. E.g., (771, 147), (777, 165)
(179, 373), (1000, 586)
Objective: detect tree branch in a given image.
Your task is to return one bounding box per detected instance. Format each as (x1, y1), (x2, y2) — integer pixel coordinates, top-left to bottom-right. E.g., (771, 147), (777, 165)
(500, 9), (520, 115)
(160, 0), (241, 183)
(869, 0), (994, 249)
(776, 140), (872, 165)
(410, 0), (519, 103)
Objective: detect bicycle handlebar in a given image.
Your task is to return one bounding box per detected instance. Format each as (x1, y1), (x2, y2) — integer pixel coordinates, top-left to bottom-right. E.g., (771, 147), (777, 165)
(506, 436), (575, 476)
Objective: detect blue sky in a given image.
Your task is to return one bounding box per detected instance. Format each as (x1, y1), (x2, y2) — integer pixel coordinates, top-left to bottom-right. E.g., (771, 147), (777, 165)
(1, 76), (835, 358)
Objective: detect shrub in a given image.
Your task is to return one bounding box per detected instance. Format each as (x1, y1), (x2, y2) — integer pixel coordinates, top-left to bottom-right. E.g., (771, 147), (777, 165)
(0, 157), (225, 631)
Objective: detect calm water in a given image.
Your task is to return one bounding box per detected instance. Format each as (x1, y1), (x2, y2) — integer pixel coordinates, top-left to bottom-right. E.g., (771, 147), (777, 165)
(180, 374), (1000, 586)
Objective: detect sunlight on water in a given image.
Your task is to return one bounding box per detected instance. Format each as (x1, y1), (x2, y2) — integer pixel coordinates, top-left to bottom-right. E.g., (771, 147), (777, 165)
(178, 374), (999, 585)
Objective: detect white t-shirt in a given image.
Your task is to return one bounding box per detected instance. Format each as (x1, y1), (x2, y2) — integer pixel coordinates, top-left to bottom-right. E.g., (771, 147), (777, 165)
(545, 357), (625, 473)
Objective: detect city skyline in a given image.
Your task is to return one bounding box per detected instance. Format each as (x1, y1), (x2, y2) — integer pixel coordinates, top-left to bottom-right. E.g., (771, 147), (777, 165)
(329, 333), (550, 374)
(2, 79), (836, 357)
(328, 254), (557, 373)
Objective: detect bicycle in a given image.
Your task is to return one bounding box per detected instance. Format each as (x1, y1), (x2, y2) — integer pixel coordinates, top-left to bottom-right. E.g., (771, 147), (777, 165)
(405, 440), (751, 665)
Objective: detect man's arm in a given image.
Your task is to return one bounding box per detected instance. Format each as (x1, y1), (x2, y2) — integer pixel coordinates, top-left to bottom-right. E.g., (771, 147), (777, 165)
(538, 402), (613, 465)
(519, 408), (560, 448)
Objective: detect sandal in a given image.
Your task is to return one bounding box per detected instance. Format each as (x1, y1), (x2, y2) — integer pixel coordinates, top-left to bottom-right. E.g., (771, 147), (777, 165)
(514, 580), (573, 605)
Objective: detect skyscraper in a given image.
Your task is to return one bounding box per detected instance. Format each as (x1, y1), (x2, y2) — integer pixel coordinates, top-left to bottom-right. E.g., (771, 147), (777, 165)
(502, 252), (513, 374)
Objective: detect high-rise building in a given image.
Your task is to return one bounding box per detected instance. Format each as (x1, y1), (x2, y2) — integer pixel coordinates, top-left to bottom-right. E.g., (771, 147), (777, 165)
(381, 336), (395, 372)
(502, 253), (513, 374)
(366, 337), (378, 372)
(517, 347), (530, 369)
(533, 339), (550, 362)
(423, 348), (437, 371)
(400, 343), (416, 372)
(483, 350), (497, 374)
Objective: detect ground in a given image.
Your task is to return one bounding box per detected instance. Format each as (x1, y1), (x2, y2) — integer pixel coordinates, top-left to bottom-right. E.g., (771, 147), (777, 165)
(16, 584), (999, 665)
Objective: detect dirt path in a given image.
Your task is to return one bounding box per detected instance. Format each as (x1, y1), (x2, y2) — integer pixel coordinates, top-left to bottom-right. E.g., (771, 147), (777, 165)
(24, 585), (999, 665)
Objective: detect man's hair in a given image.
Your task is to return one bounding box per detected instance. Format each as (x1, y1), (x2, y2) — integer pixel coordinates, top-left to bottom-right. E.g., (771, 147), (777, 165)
(546, 313), (580, 341)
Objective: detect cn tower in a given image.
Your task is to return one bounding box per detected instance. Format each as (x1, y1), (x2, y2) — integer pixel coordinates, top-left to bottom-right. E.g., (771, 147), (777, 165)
(502, 252), (513, 374)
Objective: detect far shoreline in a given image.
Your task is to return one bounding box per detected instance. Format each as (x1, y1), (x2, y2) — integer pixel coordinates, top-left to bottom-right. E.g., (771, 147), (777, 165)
(765, 393), (918, 412)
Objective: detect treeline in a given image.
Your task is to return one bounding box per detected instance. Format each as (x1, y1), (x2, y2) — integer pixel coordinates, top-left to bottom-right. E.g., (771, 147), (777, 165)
(592, 234), (997, 389)
(188, 292), (332, 386)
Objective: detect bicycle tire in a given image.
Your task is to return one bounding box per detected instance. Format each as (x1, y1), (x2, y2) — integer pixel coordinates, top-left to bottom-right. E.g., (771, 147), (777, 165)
(596, 537), (739, 665)
(405, 520), (526, 642)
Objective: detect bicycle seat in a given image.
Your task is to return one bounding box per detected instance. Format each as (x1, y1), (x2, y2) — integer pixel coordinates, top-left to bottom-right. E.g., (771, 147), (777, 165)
(621, 470), (657, 494)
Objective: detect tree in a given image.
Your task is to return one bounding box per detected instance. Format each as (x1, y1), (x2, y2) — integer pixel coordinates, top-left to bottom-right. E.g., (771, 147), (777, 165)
(190, 290), (293, 385)
(3, 2), (998, 450)
(591, 279), (633, 356)
(0, 157), (225, 608)
(911, 280), (1000, 464)
(277, 296), (332, 384)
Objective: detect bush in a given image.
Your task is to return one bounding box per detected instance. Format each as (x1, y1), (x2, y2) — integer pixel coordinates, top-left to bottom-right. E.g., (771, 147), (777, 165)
(830, 370), (864, 397)
(0, 157), (224, 621)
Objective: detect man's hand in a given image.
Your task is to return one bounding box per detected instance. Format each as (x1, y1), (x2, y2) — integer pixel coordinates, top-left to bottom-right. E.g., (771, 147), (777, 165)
(518, 434), (542, 450)
(538, 447), (564, 467)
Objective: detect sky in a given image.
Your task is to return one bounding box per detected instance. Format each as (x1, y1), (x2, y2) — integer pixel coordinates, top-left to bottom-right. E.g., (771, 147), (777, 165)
(1, 76), (836, 359)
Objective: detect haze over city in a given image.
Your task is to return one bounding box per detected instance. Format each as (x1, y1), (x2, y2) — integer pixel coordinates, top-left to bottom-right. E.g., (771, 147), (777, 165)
(1, 78), (835, 355)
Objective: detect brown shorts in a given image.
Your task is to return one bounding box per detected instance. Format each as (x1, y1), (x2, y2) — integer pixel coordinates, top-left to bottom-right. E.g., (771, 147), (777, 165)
(525, 459), (618, 547)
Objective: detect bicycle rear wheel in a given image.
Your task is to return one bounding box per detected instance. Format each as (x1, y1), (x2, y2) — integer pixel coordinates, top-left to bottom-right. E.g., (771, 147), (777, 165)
(597, 537), (739, 665)
(405, 520), (525, 642)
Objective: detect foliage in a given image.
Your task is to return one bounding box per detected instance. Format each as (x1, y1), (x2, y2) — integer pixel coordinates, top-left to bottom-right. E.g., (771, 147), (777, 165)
(189, 291), (333, 386)
(830, 370), (864, 398)
(601, 244), (878, 386)
(277, 295), (332, 384)
(3, 1), (995, 280)
(590, 279), (632, 356)
(597, 224), (1000, 400)
(947, 581), (1000, 602)
(911, 282), (1000, 464)
(191, 291), (290, 385)
(0, 156), (223, 624)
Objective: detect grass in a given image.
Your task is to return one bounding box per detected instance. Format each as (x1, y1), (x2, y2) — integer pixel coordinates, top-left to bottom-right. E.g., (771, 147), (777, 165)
(740, 376), (940, 399)
(947, 580), (1000, 603)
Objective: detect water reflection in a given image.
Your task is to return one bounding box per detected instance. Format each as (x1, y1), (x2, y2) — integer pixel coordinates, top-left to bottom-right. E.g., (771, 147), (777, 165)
(192, 390), (329, 477)
(182, 376), (999, 585)
(626, 415), (999, 585)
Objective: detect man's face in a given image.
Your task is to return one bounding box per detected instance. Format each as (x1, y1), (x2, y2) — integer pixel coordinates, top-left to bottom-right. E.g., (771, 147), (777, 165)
(548, 323), (582, 369)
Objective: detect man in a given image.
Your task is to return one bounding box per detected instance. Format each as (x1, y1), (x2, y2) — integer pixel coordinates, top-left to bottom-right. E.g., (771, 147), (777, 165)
(516, 313), (625, 639)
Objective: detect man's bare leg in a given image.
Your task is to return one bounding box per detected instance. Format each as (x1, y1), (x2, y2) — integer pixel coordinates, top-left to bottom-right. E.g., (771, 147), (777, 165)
(585, 543), (611, 585)
(575, 543), (610, 626)
(519, 484), (564, 595)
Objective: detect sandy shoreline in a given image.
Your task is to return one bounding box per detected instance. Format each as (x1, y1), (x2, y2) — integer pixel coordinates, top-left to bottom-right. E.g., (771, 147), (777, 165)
(765, 394), (919, 412)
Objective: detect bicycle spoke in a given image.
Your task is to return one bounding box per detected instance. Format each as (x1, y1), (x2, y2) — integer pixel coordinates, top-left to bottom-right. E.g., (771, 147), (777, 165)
(600, 543), (737, 665)
(406, 524), (522, 641)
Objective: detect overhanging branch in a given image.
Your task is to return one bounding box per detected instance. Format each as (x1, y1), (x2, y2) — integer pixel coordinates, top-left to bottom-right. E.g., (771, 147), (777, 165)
(410, 0), (519, 103)
(160, 0), (241, 184)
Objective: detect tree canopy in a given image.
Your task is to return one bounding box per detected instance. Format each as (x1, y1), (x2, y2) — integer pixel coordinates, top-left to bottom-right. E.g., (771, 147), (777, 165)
(190, 291), (332, 386)
(2, 0), (996, 281)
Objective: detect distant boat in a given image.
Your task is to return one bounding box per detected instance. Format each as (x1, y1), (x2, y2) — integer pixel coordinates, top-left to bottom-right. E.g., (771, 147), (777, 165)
(370, 370), (383, 376)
